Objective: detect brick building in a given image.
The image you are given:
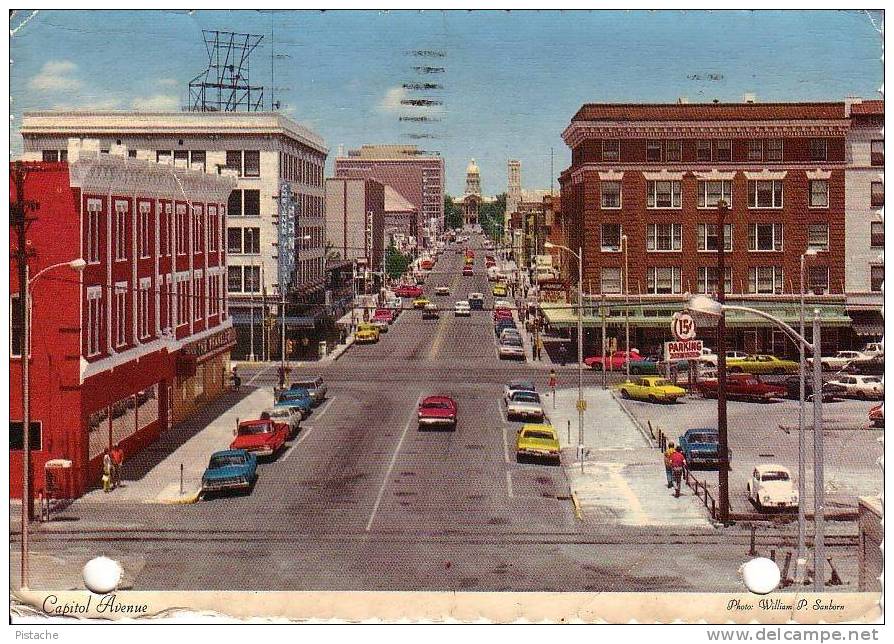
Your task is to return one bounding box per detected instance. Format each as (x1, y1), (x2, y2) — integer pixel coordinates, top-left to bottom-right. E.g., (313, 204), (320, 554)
(552, 101), (853, 357)
(10, 140), (236, 500)
(325, 177), (386, 272)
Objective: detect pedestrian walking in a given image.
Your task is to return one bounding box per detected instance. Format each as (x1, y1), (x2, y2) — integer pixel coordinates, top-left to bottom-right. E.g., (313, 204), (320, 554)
(277, 364), (286, 390)
(559, 343), (568, 366)
(670, 446), (686, 497)
(102, 450), (113, 493)
(663, 442), (676, 489)
(535, 336), (544, 361)
(110, 443), (124, 488)
(231, 366), (241, 391)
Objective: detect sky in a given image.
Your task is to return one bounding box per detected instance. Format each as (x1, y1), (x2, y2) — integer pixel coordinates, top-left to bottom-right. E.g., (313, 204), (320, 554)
(9, 9), (884, 196)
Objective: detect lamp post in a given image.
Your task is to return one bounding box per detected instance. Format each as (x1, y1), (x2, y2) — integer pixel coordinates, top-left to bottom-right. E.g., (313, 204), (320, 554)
(20, 257), (86, 590)
(622, 234), (630, 379)
(545, 242), (584, 471)
(716, 199), (730, 524)
(688, 294), (825, 590)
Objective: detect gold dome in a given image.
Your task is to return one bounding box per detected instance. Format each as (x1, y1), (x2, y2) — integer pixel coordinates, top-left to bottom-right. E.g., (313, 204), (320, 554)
(466, 158), (480, 175)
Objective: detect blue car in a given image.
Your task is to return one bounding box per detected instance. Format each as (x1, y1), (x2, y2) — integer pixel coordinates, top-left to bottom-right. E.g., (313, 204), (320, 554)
(677, 428), (729, 470)
(276, 387), (313, 418)
(201, 449), (257, 496)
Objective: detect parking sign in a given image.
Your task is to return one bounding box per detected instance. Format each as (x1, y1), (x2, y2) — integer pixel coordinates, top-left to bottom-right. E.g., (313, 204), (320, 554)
(672, 312), (697, 341)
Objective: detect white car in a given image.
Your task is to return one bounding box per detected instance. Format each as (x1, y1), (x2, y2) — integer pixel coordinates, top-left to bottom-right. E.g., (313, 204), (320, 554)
(494, 299), (512, 310)
(422, 303), (439, 320)
(503, 379), (536, 404)
(506, 390), (545, 421)
(454, 300), (471, 316)
(725, 351), (750, 360)
(747, 464), (799, 511)
(825, 375), (884, 400)
(435, 286), (450, 296)
(863, 342), (884, 356)
(498, 337), (526, 360)
(262, 407), (301, 439)
(697, 348), (718, 366)
(499, 328), (521, 343)
(809, 351), (869, 371)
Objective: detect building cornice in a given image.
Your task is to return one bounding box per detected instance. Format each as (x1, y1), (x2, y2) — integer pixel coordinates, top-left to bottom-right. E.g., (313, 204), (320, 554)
(562, 119), (850, 148)
(567, 163), (843, 182)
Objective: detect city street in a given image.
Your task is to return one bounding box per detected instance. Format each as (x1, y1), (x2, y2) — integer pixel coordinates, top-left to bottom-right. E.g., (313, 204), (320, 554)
(13, 235), (865, 592)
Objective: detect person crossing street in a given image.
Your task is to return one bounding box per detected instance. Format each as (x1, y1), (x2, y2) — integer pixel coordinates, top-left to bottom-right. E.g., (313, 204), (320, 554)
(670, 446), (687, 497)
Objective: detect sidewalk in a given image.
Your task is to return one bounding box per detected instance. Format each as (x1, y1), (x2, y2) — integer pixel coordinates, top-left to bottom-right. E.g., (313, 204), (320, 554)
(543, 387), (710, 527)
(79, 387), (275, 504)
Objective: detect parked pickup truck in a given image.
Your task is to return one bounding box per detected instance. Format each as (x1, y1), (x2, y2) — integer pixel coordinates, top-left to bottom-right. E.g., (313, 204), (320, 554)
(230, 418), (290, 458)
(677, 428), (726, 469)
(697, 373), (787, 402)
(584, 350), (641, 371)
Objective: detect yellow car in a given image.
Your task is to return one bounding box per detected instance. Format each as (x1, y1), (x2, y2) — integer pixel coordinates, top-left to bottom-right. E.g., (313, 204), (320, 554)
(412, 297), (431, 309)
(492, 283), (508, 297)
(727, 354), (799, 375)
(354, 322), (380, 344)
(515, 423), (561, 464)
(617, 377), (686, 403)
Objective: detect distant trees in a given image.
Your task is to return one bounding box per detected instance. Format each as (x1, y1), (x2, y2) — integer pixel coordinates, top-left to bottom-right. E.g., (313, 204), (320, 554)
(385, 244), (412, 279)
(478, 192), (506, 240)
(444, 195), (463, 230)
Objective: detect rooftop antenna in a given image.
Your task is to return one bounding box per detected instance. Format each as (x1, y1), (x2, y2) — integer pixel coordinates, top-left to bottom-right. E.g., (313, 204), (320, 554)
(188, 30), (265, 112)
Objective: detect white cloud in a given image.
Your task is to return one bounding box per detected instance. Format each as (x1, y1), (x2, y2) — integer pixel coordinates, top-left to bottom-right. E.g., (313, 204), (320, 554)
(157, 78), (179, 87)
(131, 94), (179, 111)
(29, 60), (83, 92)
(378, 86), (407, 113)
(51, 97), (124, 111)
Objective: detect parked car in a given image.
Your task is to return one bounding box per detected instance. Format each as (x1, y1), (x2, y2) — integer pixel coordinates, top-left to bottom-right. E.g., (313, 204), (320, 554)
(462, 266), (474, 276)
(869, 404), (884, 428)
(498, 336), (526, 361)
(492, 283), (508, 297)
(394, 285), (423, 298)
(373, 308), (395, 325)
(454, 300), (471, 316)
(808, 350), (870, 371)
(201, 449), (257, 496)
(747, 464), (798, 511)
(494, 299), (513, 310)
(503, 379), (536, 403)
(617, 377), (686, 403)
(499, 328), (521, 343)
(628, 356), (661, 375)
(825, 375), (884, 400)
(506, 390), (545, 421)
(863, 342), (884, 356)
(468, 293), (485, 310)
(493, 308), (514, 322)
(585, 350), (642, 371)
(262, 406), (301, 438)
(843, 354), (884, 376)
(275, 388), (313, 418)
(420, 259), (434, 270)
(725, 351), (750, 360)
(781, 375), (846, 402)
(698, 373), (787, 402)
(354, 322), (380, 344)
(418, 395), (457, 430)
(434, 286), (450, 296)
(412, 297), (431, 309)
(677, 428), (724, 469)
(495, 319), (517, 337)
(422, 303), (440, 319)
(726, 354), (799, 375)
(515, 424), (560, 464)
(385, 297), (402, 313)
(230, 418), (289, 458)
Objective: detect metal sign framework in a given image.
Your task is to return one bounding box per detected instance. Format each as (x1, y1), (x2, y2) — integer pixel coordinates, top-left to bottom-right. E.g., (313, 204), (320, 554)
(188, 30), (265, 112)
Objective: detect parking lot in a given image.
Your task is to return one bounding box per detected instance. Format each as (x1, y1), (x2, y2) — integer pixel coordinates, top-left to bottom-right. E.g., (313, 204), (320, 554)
(619, 393), (883, 516)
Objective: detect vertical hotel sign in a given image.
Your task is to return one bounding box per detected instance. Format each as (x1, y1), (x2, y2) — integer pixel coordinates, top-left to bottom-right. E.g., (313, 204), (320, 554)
(278, 182), (296, 294)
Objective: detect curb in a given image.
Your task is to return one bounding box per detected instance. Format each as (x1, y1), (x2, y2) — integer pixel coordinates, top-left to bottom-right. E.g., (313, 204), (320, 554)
(612, 391), (657, 448)
(151, 489), (201, 505)
(571, 492), (583, 520)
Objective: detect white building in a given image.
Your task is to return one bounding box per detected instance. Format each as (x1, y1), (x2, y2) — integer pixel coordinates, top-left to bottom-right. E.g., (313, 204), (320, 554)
(20, 111), (328, 359)
(844, 98), (884, 341)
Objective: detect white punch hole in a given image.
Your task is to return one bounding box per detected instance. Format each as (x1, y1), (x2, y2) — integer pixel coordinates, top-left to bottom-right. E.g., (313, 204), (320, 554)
(83, 556), (123, 594)
(741, 557), (781, 594)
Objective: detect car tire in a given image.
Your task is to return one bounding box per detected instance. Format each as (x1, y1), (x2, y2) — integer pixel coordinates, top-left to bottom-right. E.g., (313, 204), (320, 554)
(591, 363), (603, 372)
(631, 367), (641, 375)
(773, 368), (785, 375)
(620, 389), (630, 399)
(648, 395), (657, 404)
(729, 366), (743, 373)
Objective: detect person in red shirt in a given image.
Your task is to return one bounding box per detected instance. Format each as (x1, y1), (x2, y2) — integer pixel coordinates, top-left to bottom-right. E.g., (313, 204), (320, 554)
(670, 446), (687, 497)
(110, 444), (124, 489)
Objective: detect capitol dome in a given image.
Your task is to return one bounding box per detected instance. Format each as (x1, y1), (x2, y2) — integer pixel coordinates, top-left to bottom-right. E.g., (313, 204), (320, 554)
(466, 158), (480, 175)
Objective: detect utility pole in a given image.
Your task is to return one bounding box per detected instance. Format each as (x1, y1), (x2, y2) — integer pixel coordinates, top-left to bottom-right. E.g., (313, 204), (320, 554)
(601, 293), (607, 390)
(716, 201), (730, 523)
(812, 309), (825, 591)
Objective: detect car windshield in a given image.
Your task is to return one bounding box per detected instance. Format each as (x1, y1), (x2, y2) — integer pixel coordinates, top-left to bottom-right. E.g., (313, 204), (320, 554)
(209, 454), (246, 468)
(503, 338), (523, 347)
(268, 409), (290, 418)
(523, 430), (555, 440)
(689, 433), (719, 444)
(282, 390), (309, 399)
(761, 471), (790, 482)
(293, 381), (317, 389)
(512, 392), (540, 403)
(652, 379), (670, 387)
(422, 401), (451, 409)
(239, 423), (272, 435)
(863, 377), (882, 383)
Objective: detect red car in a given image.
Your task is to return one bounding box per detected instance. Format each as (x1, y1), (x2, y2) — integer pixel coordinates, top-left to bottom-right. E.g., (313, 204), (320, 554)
(869, 404), (884, 428)
(462, 266), (473, 276)
(697, 373), (787, 402)
(373, 308), (394, 324)
(394, 285), (423, 298)
(493, 309), (513, 322)
(230, 418), (289, 458)
(584, 350), (641, 371)
(465, 250), (475, 259)
(421, 259), (434, 270)
(417, 395), (458, 430)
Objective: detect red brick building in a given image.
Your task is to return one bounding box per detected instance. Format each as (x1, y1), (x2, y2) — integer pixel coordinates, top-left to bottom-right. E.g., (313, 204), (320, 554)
(553, 102), (852, 356)
(9, 139), (236, 500)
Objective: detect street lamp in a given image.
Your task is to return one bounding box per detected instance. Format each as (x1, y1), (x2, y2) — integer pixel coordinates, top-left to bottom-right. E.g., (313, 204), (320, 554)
(688, 293), (826, 591)
(622, 234), (630, 379)
(544, 241), (585, 472)
(20, 257), (86, 589)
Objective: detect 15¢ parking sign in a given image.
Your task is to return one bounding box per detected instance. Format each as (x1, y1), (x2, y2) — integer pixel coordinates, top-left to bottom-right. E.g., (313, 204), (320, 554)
(671, 312), (697, 341)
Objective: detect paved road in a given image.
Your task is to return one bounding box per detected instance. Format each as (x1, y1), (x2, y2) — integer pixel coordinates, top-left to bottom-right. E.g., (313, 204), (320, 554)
(16, 233), (863, 592)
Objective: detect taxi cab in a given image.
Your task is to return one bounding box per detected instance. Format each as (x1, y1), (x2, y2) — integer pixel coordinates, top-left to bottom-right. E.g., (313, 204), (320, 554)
(492, 282), (508, 297)
(354, 322), (380, 344)
(515, 424), (561, 464)
(412, 296), (431, 309)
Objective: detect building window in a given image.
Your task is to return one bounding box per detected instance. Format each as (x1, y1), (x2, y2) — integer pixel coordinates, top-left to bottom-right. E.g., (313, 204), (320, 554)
(226, 150), (242, 175)
(647, 181), (682, 209)
(42, 149), (66, 162)
(602, 140), (619, 161)
(161, 203), (172, 256)
(243, 190), (260, 217)
(86, 199), (101, 263)
(647, 267), (682, 294)
(174, 150), (189, 166)
(228, 227), (243, 254)
(193, 275), (203, 322)
(600, 181), (621, 209)
(87, 287), (103, 357)
(9, 421), (42, 451)
(749, 223), (784, 251)
(698, 266), (732, 295)
(139, 280), (151, 339)
(138, 202), (151, 258)
(176, 204), (188, 254)
(715, 139), (732, 162)
(190, 150), (206, 168)
(208, 207), (218, 252)
(871, 140), (884, 166)
(808, 180), (829, 208)
(176, 277), (189, 325)
(870, 266), (884, 292)
(244, 265), (260, 293)
(870, 221), (884, 247)
(767, 139), (784, 161)
(228, 190), (242, 217)
(807, 224), (829, 251)
(114, 201), (128, 261)
(807, 266), (829, 294)
(666, 140), (682, 162)
(749, 266), (784, 294)
(646, 140), (662, 162)
(601, 224), (622, 252)
(748, 180), (784, 208)
(697, 140), (712, 162)
(809, 138), (828, 161)
(227, 266), (242, 293)
(601, 267), (622, 294)
(114, 285), (127, 348)
(697, 223), (733, 251)
(156, 150), (172, 164)
(192, 206), (204, 254)
(871, 181), (884, 208)
(243, 227), (260, 254)
(647, 223), (682, 252)
(10, 294), (23, 357)
(697, 180), (732, 208)
(243, 150), (260, 177)
(747, 140), (763, 161)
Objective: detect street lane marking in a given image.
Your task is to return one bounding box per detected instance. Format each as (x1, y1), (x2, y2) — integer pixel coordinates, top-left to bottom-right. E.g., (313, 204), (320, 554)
(497, 399), (508, 424)
(505, 470), (514, 497)
(366, 393), (422, 532)
(247, 363), (276, 386)
(313, 396), (336, 422)
(282, 424), (317, 460)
